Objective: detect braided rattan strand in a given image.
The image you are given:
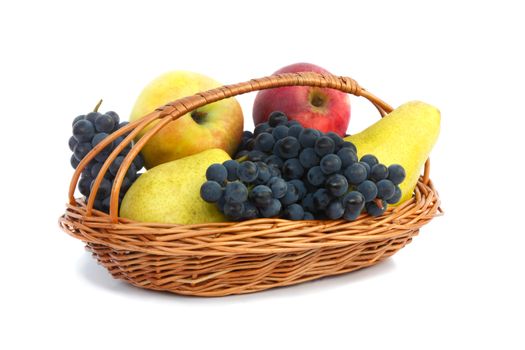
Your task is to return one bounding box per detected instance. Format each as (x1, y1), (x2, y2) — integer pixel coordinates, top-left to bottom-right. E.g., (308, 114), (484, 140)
(60, 72), (441, 296)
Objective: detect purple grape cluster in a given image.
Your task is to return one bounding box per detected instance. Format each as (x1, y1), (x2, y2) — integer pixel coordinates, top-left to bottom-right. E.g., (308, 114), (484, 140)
(69, 109), (144, 213)
(201, 111), (406, 221)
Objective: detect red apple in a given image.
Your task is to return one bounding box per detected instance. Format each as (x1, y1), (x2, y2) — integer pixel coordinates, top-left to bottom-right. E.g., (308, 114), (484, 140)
(252, 63), (350, 136)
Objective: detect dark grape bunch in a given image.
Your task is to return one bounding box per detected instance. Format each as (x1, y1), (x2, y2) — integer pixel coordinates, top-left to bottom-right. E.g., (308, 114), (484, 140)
(201, 111), (406, 221)
(69, 103), (144, 213)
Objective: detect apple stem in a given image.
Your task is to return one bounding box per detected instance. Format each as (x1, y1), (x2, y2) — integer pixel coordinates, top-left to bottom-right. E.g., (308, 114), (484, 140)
(93, 99), (103, 113)
(235, 155), (248, 162)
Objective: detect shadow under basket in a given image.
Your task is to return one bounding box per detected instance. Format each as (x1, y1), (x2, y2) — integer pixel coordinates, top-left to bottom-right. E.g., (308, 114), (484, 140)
(59, 72), (442, 297)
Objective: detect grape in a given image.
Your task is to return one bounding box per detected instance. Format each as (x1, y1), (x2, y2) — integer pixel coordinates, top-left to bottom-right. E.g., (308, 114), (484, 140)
(223, 160), (239, 181)
(95, 113), (116, 133)
(73, 142), (92, 161)
(85, 112), (102, 124)
(243, 139), (255, 151)
(337, 147), (358, 168)
(268, 111), (288, 127)
(306, 166), (326, 186)
(254, 132), (275, 152)
(272, 125), (289, 140)
(268, 165), (281, 177)
(105, 111), (120, 126)
(284, 204), (304, 220)
(360, 154), (378, 168)
(109, 156), (125, 176)
(260, 199), (282, 218)
(303, 212), (315, 220)
(243, 130), (254, 139)
(73, 120), (95, 142)
(90, 162), (105, 179)
(101, 197), (111, 213)
(91, 132), (113, 149)
(254, 122), (271, 136)
(342, 191), (365, 220)
(237, 161), (259, 183)
(281, 182), (299, 206)
(255, 161), (272, 184)
(387, 186), (402, 204)
(118, 121), (129, 131)
(370, 163), (389, 181)
(325, 174), (348, 197)
(299, 128), (319, 148)
(325, 132), (344, 148)
(248, 150), (266, 162)
(250, 185), (273, 207)
(276, 136), (300, 159)
(224, 181), (248, 203)
(341, 141), (357, 153)
(289, 179), (307, 200)
(93, 199), (103, 211)
(376, 179), (396, 200)
(282, 158), (304, 180)
(200, 181), (223, 203)
(299, 147), (320, 169)
(72, 115), (85, 126)
(320, 154), (342, 174)
(121, 176), (132, 192)
(69, 136), (78, 151)
(206, 163), (228, 184)
(223, 202), (244, 220)
(313, 188), (331, 211)
(388, 164), (406, 185)
(268, 177), (287, 198)
(357, 180), (378, 202)
(90, 178), (112, 199)
(366, 200), (387, 217)
(265, 155), (284, 169)
(133, 154), (144, 170)
(125, 163), (138, 180)
(286, 120), (301, 127)
(288, 124), (304, 138)
(344, 162), (368, 185)
(301, 193), (315, 212)
(314, 136), (335, 157)
(70, 154), (80, 169)
(242, 201), (259, 219)
(326, 199), (344, 219)
(78, 175), (92, 196)
(360, 161), (371, 176)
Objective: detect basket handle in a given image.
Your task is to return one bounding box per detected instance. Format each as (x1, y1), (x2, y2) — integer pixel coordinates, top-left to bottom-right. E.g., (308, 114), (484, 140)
(68, 71), (431, 223)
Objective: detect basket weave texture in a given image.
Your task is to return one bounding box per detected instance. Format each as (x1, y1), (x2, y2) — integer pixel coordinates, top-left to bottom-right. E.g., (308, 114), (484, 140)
(59, 72), (441, 297)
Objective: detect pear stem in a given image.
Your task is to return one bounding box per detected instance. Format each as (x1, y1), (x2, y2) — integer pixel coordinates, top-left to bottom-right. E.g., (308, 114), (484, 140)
(93, 99), (103, 112)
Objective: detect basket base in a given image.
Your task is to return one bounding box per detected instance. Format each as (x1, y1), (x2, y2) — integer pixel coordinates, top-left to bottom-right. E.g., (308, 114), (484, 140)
(85, 230), (417, 297)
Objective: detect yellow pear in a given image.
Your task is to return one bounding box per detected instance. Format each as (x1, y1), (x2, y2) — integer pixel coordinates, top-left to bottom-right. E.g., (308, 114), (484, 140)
(345, 101), (440, 204)
(120, 148), (230, 224)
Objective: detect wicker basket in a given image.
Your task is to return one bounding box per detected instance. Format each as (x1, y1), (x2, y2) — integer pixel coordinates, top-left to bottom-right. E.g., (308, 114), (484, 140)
(59, 72), (442, 297)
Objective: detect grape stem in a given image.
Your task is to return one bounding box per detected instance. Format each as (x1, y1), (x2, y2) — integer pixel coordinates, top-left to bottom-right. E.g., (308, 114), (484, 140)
(373, 198), (384, 209)
(235, 155), (248, 162)
(93, 99), (103, 112)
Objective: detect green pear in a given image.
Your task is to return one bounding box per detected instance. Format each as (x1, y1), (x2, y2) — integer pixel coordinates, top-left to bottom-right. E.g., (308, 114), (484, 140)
(345, 101), (440, 204)
(120, 148), (230, 224)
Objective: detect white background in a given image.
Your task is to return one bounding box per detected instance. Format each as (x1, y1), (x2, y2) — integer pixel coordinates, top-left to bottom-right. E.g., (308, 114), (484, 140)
(1, 0), (523, 349)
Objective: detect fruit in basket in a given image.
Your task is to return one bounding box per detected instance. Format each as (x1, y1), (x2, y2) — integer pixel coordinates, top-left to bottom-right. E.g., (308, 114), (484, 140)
(345, 101), (440, 204)
(69, 104), (144, 213)
(129, 71), (244, 169)
(120, 148), (230, 224)
(203, 112), (406, 221)
(252, 63), (350, 136)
